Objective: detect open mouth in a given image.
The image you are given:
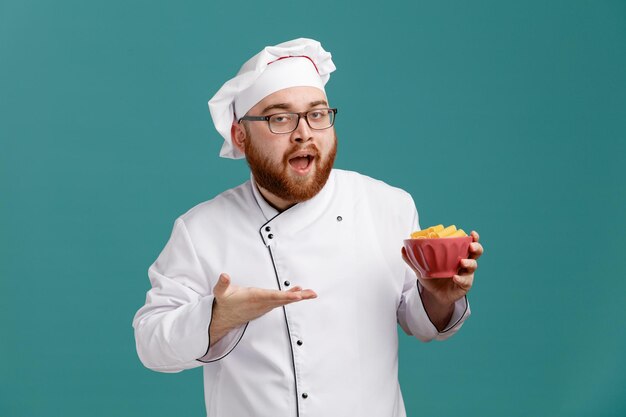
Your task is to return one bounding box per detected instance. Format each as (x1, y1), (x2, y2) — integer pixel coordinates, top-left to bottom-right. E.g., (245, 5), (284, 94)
(288, 149), (317, 173)
(289, 155), (313, 171)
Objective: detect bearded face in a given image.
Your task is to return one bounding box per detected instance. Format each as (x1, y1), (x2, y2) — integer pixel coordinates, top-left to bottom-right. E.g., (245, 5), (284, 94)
(243, 126), (337, 204)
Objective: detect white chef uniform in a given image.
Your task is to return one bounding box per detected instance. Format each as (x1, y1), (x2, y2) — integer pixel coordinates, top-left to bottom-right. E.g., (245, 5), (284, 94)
(133, 168), (470, 417)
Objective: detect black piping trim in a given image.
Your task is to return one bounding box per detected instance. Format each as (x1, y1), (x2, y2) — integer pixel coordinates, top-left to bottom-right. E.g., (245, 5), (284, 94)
(259, 204), (298, 229)
(257, 189), (302, 231)
(194, 198), (298, 364)
(417, 281), (469, 334)
(264, 211), (283, 225)
(444, 294), (469, 332)
(196, 299), (250, 363)
(268, 245), (301, 417)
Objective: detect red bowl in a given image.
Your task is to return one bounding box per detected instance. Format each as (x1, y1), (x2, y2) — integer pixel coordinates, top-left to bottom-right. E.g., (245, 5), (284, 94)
(403, 236), (472, 278)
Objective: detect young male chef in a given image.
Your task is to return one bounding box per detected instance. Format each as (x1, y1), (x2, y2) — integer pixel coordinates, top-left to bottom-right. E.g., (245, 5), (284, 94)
(133, 38), (484, 417)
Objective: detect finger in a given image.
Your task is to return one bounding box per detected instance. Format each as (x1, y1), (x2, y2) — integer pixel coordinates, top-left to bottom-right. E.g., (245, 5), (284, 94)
(286, 286), (316, 297)
(471, 231), (480, 243)
(298, 289), (318, 300)
(468, 242), (483, 260)
(276, 289), (318, 304)
(401, 248), (409, 265)
(459, 258), (478, 274)
(255, 288), (305, 304)
(453, 273), (473, 292)
(277, 290), (318, 306)
(213, 273), (231, 297)
(401, 247), (418, 273)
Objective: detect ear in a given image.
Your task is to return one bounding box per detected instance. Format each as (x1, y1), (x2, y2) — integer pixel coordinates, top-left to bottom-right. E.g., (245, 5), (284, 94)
(231, 122), (246, 154)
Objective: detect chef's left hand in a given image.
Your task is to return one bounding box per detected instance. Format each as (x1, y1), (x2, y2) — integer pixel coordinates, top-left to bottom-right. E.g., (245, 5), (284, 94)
(402, 230), (484, 306)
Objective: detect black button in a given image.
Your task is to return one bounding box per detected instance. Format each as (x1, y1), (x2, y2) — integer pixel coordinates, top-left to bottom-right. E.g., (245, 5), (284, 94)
(265, 226), (271, 231)
(268, 234), (274, 239)
(302, 393), (308, 399)
(284, 280), (290, 287)
(296, 340), (303, 346)
(337, 216), (343, 221)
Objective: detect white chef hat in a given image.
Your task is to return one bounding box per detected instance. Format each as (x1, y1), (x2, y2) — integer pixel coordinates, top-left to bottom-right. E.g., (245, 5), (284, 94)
(208, 38), (336, 159)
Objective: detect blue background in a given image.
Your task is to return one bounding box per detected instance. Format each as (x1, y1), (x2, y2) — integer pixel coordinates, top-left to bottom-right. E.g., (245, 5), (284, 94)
(1, 1), (625, 416)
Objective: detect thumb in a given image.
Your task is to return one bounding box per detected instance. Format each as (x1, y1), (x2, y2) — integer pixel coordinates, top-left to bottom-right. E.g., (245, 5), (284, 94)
(213, 273), (231, 297)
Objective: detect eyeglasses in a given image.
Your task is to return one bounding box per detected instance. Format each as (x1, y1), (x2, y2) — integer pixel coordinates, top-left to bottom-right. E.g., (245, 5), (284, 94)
(238, 108), (338, 134)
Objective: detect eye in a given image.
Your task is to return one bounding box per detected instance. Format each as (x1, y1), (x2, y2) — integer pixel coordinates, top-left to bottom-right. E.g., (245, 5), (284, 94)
(308, 109), (327, 120)
(270, 113), (294, 124)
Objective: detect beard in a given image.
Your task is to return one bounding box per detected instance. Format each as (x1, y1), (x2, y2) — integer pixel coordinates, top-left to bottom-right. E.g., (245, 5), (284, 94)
(243, 131), (337, 204)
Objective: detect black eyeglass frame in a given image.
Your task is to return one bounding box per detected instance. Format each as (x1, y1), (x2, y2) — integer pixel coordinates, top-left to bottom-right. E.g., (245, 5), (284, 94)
(237, 108), (338, 134)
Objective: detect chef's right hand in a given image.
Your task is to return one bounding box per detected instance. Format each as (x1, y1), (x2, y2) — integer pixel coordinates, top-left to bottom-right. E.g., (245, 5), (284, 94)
(209, 273), (317, 346)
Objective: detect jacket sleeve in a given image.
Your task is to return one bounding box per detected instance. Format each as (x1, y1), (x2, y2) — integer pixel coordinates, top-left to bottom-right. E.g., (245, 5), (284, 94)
(396, 197), (471, 342)
(132, 218), (246, 373)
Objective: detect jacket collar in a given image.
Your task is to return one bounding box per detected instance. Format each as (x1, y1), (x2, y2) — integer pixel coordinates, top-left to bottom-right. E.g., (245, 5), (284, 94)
(251, 170), (337, 247)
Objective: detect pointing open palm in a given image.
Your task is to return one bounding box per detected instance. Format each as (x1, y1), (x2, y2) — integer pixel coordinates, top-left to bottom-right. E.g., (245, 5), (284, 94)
(209, 273), (317, 346)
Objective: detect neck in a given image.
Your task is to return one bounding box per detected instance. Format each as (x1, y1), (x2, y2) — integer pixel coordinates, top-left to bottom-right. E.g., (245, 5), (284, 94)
(256, 183), (297, 212)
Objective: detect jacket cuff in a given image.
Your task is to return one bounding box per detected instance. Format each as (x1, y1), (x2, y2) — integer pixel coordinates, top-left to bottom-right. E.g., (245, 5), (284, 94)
(415, 281), (471, 340)
(196, 299), (248, 363)
(399, 281), (471, 341)
(433, 294), (470, 339)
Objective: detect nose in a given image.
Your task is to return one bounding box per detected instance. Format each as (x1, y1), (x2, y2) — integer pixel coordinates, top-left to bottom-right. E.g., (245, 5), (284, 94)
(291, 114), (313, 143)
